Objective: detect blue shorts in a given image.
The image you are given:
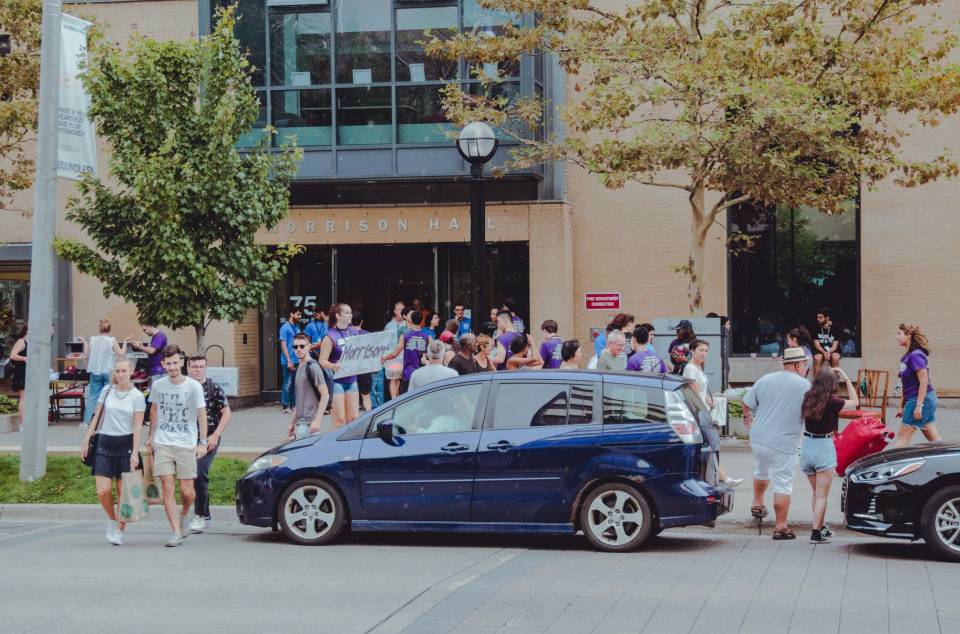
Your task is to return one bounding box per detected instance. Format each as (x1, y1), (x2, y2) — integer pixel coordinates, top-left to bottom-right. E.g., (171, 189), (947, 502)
(800, 436), (837, 475)
(903, 393), (937, 428)
(332, 379), (358, 395)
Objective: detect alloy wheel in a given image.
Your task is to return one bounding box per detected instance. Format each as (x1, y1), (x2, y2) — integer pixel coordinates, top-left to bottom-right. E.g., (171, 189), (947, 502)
(934, 498), (960, 552)
(283, 484), (336, 541)
(586, 489), (645, 547)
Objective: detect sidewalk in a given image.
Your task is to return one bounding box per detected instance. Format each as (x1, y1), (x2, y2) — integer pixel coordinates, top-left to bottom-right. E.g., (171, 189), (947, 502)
(3, 402), (959, 531)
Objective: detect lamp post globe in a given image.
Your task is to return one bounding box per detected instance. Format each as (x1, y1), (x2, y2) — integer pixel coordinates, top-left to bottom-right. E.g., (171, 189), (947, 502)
(457, 121), (498, 336)
(457, 121), (498, 165)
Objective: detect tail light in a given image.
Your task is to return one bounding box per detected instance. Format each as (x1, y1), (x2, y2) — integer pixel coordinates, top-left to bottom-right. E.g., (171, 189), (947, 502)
(665, 391), (703, 444)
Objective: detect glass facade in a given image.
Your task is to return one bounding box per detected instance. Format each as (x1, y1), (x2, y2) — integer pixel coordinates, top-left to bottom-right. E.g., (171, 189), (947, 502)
(216, 0), (538, 151)
(728, 201), (860, 355)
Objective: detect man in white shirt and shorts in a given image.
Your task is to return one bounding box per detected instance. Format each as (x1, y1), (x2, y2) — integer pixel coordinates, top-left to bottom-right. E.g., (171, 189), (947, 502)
(743, 347), (811, 540)
(146, 345), (208, 547)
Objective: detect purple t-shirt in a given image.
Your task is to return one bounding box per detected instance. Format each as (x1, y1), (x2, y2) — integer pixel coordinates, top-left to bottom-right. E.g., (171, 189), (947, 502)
(900, 349), (934, 400)
(626, 349), (667, 373)
(327, 326), (358, 384)
(539, 336), (563, 369)
(147, 331), (168, 376)
(497, 331), (521, 370)
(402, 330), (430, 381)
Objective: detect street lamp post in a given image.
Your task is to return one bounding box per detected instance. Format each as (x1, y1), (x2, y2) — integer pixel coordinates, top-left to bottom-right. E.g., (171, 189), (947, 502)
(456, 121), (498, 335)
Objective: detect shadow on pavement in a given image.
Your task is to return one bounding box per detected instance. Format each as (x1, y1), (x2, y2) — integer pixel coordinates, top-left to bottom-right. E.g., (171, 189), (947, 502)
(236, 528), (719, 553)
(848, 539), (945, 562)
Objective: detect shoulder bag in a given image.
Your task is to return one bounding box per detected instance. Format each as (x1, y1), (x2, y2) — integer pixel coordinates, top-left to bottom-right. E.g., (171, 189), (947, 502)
(82, 385), (112, 467)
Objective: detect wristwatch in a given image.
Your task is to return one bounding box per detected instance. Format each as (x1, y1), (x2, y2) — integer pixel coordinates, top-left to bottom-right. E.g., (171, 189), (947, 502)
(199, 439), (209, 446)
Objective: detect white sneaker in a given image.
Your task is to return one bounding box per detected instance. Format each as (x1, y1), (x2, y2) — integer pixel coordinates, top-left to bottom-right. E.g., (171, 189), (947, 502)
(180, 513), (193, 538)
(188, 515), (206, 534)
(78, 422), (90, 430)
(165, 534), (184, 547)
(724, 477), (744, 488)
(108, 529), (124, 546)
(106, 520), (118, 544)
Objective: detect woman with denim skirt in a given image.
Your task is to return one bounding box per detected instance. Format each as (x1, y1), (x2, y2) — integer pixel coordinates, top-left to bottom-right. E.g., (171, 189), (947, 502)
(800, 367), (859, 544)
(894, 323), (940, 447)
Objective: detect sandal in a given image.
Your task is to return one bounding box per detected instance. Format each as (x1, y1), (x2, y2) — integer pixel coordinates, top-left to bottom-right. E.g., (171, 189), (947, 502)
(772, 529), (796, 540)
(750, 505), (768, 519)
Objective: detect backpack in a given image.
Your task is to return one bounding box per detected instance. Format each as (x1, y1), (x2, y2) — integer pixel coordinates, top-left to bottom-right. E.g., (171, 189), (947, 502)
(304, 360), (326, 403)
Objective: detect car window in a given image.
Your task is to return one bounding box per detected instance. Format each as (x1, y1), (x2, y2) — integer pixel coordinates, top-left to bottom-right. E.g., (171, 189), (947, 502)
(374, 384), (482, 436)
(603, 383), (667, 424)
(492, 382), (595, 429)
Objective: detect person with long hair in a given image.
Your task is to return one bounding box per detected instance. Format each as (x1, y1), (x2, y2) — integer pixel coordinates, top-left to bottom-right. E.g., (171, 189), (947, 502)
(9, 325), (28, 432)
(894, 323), (940, 447)
(319, 303), (360, 428)
(683, 340), (742, 487)
(668, 320), (696, 375)
(80, 358), (146, 545)
(800, 368), (858, 543)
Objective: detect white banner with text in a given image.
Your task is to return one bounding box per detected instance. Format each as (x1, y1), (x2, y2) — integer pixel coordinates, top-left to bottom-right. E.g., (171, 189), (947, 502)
(333, 330), (395, 379)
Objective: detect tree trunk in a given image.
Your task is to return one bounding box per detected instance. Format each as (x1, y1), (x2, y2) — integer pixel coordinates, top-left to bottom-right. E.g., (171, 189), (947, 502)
(687, 186), (708, 315)
(194, 324), (206, 355)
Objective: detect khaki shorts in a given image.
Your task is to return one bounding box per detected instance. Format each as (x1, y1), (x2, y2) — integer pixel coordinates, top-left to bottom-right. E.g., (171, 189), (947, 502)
(153, 443), (198, 480)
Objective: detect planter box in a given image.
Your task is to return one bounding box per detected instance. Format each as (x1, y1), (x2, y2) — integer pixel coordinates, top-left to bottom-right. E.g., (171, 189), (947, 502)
(1, 413), (18, 433)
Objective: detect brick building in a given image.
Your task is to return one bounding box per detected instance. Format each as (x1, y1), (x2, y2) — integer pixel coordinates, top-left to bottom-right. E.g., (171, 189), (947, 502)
(2, 0), (957, 402)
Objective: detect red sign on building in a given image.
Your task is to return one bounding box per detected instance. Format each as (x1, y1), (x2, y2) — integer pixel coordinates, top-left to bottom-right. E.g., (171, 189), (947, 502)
(585, 293), (621, 310)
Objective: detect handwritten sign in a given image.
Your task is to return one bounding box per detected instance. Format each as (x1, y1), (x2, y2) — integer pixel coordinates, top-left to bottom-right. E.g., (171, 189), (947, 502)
(333, 330), (395, 379)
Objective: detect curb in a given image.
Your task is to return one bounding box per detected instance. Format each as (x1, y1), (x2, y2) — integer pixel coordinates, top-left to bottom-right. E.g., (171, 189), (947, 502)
(0, 503), (237, 522)
(0, 446), (265, 460)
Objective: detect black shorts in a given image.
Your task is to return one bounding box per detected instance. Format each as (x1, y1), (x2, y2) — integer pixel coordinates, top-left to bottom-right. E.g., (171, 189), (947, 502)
(400, 378), (410, 395)
(357, 372), (372, 395)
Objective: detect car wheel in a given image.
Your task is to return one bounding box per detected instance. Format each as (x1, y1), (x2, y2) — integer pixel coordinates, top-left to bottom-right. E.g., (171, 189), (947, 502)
(278, 478), (346, 546)
(922, 485), (960, 562)
(580, 483), (654, 552)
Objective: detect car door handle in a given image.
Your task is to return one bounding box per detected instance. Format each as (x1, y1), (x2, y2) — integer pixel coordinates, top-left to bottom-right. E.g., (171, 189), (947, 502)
(486, 440), (515, 451)
(441, 442), (471, 453)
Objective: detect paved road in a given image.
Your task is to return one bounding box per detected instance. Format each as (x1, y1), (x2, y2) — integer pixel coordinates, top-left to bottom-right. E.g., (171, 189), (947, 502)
(1, 517), (958, 633)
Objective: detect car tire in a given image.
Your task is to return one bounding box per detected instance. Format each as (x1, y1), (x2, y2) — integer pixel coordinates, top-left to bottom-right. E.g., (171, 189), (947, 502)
(921, 484), (960, 562)
(278, 478), (346, 546)
(579, 482), (654, 553)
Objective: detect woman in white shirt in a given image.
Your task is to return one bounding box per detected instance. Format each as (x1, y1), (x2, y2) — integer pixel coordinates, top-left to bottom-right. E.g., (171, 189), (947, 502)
(683, 340), (741, 487)
(80, 358), (146, 545)
(79, 319), (129, 429)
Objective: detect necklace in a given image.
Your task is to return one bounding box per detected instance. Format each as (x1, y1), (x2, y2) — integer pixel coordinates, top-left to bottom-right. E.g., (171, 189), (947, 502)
(113, 386), (132, 399)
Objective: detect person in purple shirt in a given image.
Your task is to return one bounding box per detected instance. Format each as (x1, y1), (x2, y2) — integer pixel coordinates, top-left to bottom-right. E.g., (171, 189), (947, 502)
(893, 323), (940, 447)
(382, 310), (432, 395)
(131, 324), (168, 379)
(493, 310), (521, 370)
(319, 303), (360, 429)
(538, 320), (563, 369)
(626, 326), (667, 373)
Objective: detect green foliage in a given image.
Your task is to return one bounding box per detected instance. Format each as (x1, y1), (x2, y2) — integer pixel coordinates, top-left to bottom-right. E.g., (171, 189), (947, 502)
(0, 394), (18, 415)
(0, 455), (249, 504)
(728, 399), (744, 420)
(429, 0), (960, 311)
(0, 0), (41, 209)
(53, 5), (303, 351)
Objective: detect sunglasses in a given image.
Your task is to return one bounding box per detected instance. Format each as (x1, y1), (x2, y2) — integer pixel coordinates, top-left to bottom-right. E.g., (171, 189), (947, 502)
(292, 344), (308, 350)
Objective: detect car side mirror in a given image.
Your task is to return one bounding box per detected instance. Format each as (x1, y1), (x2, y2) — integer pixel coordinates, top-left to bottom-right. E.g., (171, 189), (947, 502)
(376, 420), (395, 444)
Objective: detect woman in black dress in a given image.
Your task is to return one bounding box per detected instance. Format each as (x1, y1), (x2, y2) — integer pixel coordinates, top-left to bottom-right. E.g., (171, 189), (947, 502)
(9, 325), (28, 432)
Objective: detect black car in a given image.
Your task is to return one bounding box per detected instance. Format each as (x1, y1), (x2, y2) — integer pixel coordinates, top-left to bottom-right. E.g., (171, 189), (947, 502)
(843, 443), (960, 560)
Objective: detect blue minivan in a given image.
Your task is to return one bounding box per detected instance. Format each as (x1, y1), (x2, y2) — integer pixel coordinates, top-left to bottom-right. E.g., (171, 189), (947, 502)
(236, 371), (732, 552)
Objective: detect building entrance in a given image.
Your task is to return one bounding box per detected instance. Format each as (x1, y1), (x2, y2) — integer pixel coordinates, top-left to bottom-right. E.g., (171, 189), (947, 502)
(261, 242), (529, 398)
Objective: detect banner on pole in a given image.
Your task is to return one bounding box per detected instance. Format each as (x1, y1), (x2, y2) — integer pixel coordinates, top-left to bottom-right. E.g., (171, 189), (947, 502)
(57, 15), (97, 181)
(333, 330), (395, 379)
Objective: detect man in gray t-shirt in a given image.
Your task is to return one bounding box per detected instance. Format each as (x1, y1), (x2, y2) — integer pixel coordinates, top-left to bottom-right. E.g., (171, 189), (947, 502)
(409, 341), (458, 391)
(288, 334), (329, 440)
(743, 347), (810, 539)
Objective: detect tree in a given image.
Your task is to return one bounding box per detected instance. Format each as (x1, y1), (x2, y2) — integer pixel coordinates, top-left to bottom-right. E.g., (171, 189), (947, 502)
(429, 0), (960, 312)
(0, 0), (41, 210)
(54, 6), (303, 352)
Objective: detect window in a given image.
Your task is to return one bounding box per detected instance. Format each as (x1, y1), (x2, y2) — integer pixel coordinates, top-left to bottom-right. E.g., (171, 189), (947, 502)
(395, 6), (458, 82)
(272, 89), (332, 147)
(237, 90), (269, 148)
(336, 86), (392, 145)
(603, 383), (667, 424)
(492, 383), (595, 429)
(375, 383), (483, 435)
(214, 0), (266, 86)
(270, 11), (331, 86)
(729, 200), (860, 355)
(397, 85), (454, 143)
(463, 0), (520, 80)
(335, 0), (392, 84)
